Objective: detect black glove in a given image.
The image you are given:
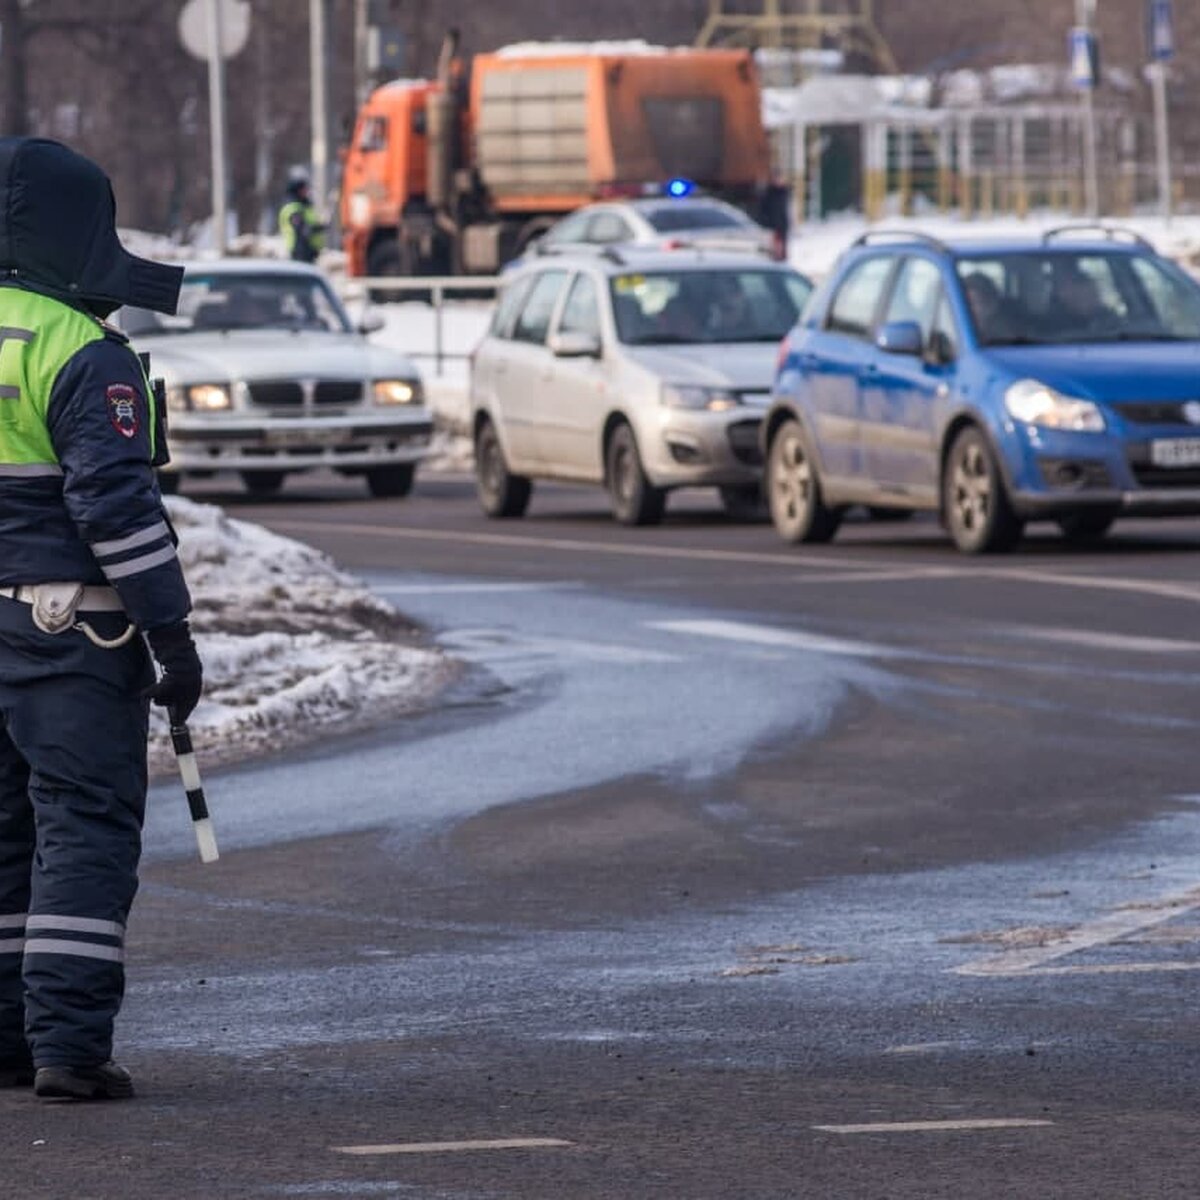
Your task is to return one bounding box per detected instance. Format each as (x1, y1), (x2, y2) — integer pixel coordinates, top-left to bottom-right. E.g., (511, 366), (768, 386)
(145, 620), (203, 723)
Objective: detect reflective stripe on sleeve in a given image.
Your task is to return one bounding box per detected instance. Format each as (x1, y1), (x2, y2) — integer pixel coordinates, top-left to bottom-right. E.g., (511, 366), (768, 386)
(0, 464), (62, 478)
(0, 938), (25, 955)
(25, 915), (124, 940)
(0, 914), (27, 930)
(23, 938), (123, 963)
(91, 520), (170, 558)
(100, 543), (178, 580)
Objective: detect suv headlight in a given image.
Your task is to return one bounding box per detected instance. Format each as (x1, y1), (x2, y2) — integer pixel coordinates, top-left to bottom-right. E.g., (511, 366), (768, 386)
(1004, 379), (1104, 432)
(373, 378), (422, 405)
(180, 384), (232, 412)
(661, 384), (741, 413)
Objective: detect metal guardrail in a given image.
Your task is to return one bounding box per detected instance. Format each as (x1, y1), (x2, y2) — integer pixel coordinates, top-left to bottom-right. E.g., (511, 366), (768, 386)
(340, 275), (501, 377)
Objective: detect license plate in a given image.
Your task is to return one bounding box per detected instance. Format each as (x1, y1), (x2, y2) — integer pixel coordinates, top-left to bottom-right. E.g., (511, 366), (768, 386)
(1149, 437), (1200, 468)
(265, 427), (348, 448)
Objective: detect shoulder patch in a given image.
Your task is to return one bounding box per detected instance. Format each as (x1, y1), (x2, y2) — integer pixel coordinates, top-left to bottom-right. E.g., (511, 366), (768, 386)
(106, 383), (140, 439)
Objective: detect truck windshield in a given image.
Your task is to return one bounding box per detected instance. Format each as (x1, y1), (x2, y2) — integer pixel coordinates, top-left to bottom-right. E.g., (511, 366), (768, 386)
(611, 268), (812, 345)
(122, 274), (353, 336)
(957, 250), (1200, 346)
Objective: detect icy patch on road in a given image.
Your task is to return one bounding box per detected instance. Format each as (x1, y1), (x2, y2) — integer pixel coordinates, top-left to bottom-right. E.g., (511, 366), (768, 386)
(147, 499), (449, 775)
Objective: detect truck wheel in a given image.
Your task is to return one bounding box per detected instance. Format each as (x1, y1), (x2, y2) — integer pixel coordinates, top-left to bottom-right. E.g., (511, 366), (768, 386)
(765, 419), (840, 544)
(606, 422), (665, 526)
(365, 464), (415, 498)
(475, 419), (531, 518)
(241, 470), (286, 497)
(366, 238), (403, 303)
(942, 426), (1023, 554)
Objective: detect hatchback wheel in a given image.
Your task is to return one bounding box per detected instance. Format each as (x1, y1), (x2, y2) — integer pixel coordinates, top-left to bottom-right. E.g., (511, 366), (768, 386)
(766, 419), (840, 544)
(942, 426), (1023, 554)
(606, 423), (665, 526)
(475, 419), (532, 518)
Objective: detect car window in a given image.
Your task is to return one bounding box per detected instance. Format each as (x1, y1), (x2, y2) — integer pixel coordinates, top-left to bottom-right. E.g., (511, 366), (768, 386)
(931, 294), (959, 362)
(489, 274), (536, 339)
(956, 250), (1200, 345)
(542, 211), (591, 247)
(357, 115), (388, 153)
(826, 256), (896, 339)
(610, 268), (810, 345)
(883, 258), (943, 345)
(643, 204), (751, 233)
(124, 273), (352, 335)
(587, 213), (633, 244)
(558, 274), (602, 339)
(511, 270), (568, 345)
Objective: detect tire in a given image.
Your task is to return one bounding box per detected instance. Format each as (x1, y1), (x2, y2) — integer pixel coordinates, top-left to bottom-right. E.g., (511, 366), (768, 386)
(1058, 510), (1117, 543)
(366, 237), (404, 303)
(365, 464), (415, 499)
(606, 422), (666, 526)
(157, 471), (181, 496)
(475, 419), (532, 518)
(241, 470), (286, 497)
(719, 484), (767, 521)
(941, 426), (1024, 554)
(765, 419), (841, 544)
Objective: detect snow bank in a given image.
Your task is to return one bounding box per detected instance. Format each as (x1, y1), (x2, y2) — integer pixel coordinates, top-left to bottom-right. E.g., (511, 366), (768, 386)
(148, 498), (450, 775)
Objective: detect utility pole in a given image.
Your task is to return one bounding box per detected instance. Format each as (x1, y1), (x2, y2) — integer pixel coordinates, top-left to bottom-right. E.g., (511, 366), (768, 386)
(205, 0), (229, 253)
(1074, 0), (1100, 218)
(310, 0), (331, 215)
(1148, 0), (1175, 224)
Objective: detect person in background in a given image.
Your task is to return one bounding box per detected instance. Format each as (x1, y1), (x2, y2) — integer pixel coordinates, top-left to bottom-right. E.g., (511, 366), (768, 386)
(757, 172), (792, 262)
(278, 175), (326, 264)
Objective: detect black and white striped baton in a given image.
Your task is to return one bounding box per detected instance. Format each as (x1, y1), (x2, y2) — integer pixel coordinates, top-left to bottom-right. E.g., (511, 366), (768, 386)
(169, 717), (219, 864)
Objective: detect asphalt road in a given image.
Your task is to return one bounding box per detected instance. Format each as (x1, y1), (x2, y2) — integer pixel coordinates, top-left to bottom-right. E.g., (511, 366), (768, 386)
(8, 471), (1200, 1200)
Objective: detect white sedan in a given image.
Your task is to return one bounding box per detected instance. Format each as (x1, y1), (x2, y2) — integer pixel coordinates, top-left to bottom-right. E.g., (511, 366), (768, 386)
(118, 259), (432, 498)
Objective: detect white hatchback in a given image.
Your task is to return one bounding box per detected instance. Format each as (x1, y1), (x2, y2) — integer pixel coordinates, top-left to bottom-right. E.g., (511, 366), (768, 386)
(471, 249), (812, 524)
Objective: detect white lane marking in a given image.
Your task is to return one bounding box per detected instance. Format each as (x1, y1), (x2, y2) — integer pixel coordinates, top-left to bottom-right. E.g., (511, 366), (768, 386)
(650, 618), (900, 660)
(954, 885), (1200, 977)
(987, 567), (1200, 606)
(813, 1119), (1054, 1134)
(373, 581), (581, 596)
(1001, 624), (1200, 655)
(333, 1138), (573, 1156)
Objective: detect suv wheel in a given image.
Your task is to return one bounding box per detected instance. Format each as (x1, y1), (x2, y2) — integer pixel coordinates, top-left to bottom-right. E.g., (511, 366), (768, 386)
(942, 426), (1023, 553)
(766, 419), (840, 543)
(606, 422), (666, 526)
(475, 419), (532, 518)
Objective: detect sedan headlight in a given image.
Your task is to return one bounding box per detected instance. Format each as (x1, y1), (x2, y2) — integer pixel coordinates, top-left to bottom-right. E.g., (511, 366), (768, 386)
(373, 378), (422, 406)
(182, 384), (232, 412)
(1004, 379), (1104, 432)
(661, 384), (741, 413)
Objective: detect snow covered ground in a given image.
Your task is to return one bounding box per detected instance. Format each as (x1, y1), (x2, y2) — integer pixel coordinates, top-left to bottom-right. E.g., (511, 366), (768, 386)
(148, 498), (452, 777)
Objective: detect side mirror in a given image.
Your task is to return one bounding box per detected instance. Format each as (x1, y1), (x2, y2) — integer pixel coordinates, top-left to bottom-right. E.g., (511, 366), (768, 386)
(548, 331), (602, 358)
(875, 320), (924, 357)
(358, 311), (386, 335)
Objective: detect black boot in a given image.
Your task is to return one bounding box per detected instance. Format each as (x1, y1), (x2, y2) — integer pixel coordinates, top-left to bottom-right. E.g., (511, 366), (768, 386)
(34, 1061), (134, 1101)
(0, 1052), (34, 1088)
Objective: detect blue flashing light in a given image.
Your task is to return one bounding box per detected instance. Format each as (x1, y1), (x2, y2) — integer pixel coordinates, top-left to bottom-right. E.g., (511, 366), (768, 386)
(667, 178), (695, 199)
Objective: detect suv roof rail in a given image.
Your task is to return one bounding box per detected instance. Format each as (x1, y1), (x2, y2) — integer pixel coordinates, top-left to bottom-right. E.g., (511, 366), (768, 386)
(1042, 223), (1154, 250)
(851, 229), (950, 253)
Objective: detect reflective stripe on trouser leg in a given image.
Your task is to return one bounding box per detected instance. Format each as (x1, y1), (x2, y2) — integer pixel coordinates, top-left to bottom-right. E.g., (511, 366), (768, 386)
(0, 641), (149, 1068)
(0, 720), (33, 1062)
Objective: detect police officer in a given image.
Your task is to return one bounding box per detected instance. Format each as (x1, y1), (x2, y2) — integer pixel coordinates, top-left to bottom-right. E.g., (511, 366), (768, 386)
(278, 174), (326, 264)
(0, 138), (202, 1101)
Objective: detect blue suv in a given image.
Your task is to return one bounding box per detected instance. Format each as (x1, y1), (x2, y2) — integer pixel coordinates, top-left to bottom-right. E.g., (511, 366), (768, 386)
(762, 227), (1200, 552)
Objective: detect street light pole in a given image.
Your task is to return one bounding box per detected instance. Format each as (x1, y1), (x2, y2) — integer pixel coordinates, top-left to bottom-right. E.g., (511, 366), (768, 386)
(310, 0), (330, 215)
(1077, 0), (1100, 217)
(204, 0), (229, 254)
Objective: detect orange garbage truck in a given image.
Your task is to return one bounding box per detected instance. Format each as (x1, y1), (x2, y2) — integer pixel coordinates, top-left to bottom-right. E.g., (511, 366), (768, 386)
(340, 33), (770, 279)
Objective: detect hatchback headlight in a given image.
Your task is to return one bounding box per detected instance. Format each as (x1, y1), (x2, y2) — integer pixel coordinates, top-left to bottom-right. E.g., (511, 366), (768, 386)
(661, 384), (741, 413)
(1004, 379), (1105, 432)
(184, 384), (232, 412)
(373, 378), (421, 405)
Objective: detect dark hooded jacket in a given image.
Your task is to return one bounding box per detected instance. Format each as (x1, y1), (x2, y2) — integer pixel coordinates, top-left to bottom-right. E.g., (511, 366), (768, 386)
(0, 137), (190, 630)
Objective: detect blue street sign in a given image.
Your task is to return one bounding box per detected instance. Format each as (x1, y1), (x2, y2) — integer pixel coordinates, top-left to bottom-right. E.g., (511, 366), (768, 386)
(1149, 0), (1174, 63)
(1069, 27), (1099, 89)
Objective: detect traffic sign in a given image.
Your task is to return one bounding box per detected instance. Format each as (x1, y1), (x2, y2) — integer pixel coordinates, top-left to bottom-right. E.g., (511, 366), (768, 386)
(178, 0), (250, 62)
(1148, 0), (1174, 63)
(1069, 26), (1099, 89)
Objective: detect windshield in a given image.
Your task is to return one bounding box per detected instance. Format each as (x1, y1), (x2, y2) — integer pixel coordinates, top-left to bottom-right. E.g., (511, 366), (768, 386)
(643, 204), (752, 234)
(956, 250), (1200, 346)
(610, 268), (812, 345)
(121, 273), (353, 336)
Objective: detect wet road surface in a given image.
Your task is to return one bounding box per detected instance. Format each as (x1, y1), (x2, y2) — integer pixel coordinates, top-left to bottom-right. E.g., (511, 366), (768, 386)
(8, 473), (1200, 1199)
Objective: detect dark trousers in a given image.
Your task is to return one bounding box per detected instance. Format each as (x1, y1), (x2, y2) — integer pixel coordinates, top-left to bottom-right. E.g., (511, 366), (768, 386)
(0, 598), (151, 1067)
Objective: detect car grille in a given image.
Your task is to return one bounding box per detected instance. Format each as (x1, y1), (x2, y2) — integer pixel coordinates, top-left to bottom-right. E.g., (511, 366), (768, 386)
(1112, 401), (1200, 426)
(246, 380), (364, 411)
(726, 419), (763, 466)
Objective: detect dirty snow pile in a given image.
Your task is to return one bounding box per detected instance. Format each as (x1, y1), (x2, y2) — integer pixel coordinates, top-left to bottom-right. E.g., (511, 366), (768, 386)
(147, 498), (449, 775)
